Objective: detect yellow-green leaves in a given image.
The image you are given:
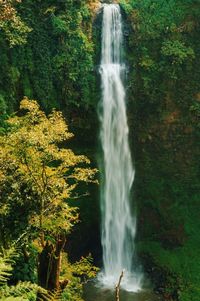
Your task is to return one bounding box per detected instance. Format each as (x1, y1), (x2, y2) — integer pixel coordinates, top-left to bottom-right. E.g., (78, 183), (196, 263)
(0, 0), (31, 47)
(0, 98), (97, 243)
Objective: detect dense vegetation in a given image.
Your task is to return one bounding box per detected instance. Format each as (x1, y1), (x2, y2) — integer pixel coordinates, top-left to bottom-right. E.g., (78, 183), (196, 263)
(120, 0), (200, 300)
(0, 1), (100, 300)
(0, 0), (200, 300)
(0, 98), (98, 300)
(0, 0), (98, 115)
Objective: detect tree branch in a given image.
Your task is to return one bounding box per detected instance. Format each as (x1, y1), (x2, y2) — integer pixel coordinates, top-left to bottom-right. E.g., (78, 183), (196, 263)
(115, 270), (124, 301)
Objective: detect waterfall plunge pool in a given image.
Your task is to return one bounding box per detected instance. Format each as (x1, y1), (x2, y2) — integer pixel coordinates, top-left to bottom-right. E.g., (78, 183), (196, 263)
(83, 279), (163, 301)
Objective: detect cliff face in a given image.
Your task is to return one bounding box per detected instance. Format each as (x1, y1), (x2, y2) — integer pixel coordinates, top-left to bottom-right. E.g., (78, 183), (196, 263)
(121, 1), (200, 300)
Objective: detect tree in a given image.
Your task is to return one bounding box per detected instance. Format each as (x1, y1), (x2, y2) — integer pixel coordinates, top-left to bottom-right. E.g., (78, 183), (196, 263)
(0, 98), (97, 291)
(0, 0), (31, 46)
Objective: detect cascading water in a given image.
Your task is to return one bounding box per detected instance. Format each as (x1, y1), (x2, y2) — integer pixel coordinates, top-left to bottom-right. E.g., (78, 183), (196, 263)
(98, 3), (142, 292)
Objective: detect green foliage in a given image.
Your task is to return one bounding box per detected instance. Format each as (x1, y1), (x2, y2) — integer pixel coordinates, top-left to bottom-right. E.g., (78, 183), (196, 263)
(0, 0), (96, 112)
(71, 255), (99, 282)
(11, 244), (37, 283)
(161, 40), (195, 64)
(0, 16), (31, 47)
(121, 1), (200, 300)
(0, 249), (15, 285)
(0, 248), (46, 301)
(0, 98), (97, 245)
(0, 94), (7, 113)
(0, 247), (98, 301)
(119, 0), (132, 13)
(0, 98), (98, 298)
(121, 0), (200, 106)
(58, 253), (99, 301)
(61, 279), (83, 301)
(190, 101), (200, 128)
(0, 0), (31, 47)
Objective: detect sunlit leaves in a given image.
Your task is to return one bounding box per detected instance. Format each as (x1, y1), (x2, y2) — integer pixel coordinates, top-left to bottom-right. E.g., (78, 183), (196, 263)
(71, 254), (99, 282)
(0, 0), (21, 22)
(0, 0), (31, 47)
(0, 98), (97, 244)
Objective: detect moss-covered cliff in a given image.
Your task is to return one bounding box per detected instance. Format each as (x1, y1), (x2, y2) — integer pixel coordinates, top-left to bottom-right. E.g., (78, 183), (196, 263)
(121, 1), (200, 300)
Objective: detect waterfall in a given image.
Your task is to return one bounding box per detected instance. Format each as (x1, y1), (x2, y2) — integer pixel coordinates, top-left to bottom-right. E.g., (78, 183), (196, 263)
(98, 4), (142, 292)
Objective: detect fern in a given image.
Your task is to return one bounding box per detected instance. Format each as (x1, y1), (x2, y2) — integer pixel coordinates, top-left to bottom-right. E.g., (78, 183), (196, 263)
(0, 248), (16, 285)
(0, 258), (12, 284)
(41, 289), (62, 301)
(0, 297), (25, 301)
(0, 248), (49, 301)
(0, 247), (87, 301)
(0, 281), (47, 297)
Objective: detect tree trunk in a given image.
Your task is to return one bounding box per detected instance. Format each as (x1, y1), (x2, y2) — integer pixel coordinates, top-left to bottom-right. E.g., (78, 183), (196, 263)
(48, 237), (66, 290)
(38, 236), (66, 291)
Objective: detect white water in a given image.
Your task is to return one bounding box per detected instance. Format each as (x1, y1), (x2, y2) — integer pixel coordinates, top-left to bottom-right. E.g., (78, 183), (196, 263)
(98, 4), (142, 292)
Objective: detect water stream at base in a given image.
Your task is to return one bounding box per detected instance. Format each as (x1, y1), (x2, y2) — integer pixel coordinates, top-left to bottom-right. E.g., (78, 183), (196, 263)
(98, 3), (142, 292)
(83, 281), (162, 301)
